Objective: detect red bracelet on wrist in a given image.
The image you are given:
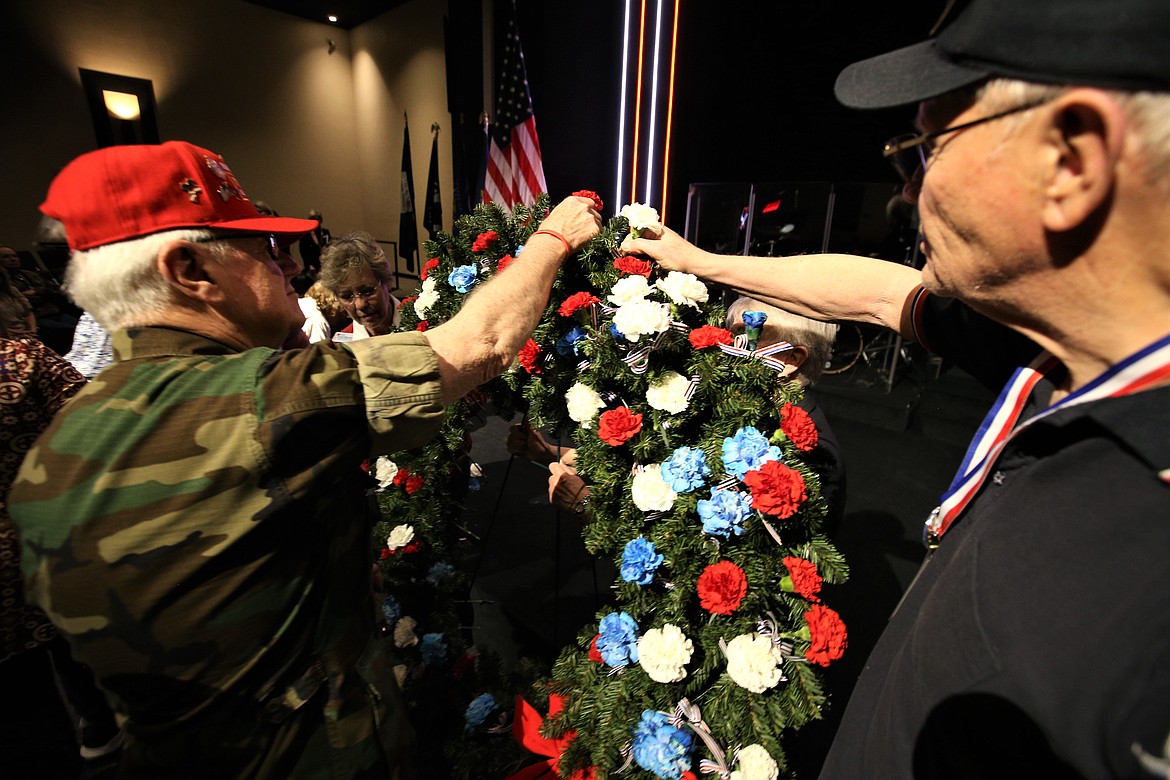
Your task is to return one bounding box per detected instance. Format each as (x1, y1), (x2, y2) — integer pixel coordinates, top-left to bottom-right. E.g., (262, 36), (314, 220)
(532, 229), (572, 256)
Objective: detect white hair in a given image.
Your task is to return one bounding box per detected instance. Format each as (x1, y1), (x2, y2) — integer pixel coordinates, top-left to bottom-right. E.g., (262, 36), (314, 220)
(978, 79), (1170, 194)
(725, 296), (838, 385)
(64, 229), (218, 330)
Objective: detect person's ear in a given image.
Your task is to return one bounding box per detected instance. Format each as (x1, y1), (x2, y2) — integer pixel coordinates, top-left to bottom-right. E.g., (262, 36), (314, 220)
(781, 345), (809, 377)
(157, 241), (226, 304)
(1041, 89), (1125, 233)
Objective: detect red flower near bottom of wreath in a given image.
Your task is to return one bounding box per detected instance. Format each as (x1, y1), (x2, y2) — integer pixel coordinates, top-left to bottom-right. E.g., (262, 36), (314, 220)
(743, 460), (807, 518)
(697, 560), (747, 615)
(509, 695), (595, 780)
(803, 604), (847, 667)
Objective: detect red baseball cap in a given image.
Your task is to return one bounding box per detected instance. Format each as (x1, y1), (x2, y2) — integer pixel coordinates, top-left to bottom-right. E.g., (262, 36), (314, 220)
(41, 141), (317, 251)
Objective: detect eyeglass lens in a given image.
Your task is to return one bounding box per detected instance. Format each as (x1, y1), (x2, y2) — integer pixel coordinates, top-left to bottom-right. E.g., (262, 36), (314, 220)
(338, 285), (379, 302)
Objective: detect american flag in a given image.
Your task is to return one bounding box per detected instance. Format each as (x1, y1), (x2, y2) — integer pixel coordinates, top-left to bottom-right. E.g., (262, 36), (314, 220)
(483, 0), (546, 209)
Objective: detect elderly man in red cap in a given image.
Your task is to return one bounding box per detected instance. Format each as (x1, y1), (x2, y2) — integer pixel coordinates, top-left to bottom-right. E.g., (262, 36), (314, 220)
(9, 140), (599, 778)
(623, 1), (1170, 778)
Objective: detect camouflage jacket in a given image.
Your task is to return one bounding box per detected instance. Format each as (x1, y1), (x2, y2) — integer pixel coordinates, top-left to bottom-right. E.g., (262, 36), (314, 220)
(10, 327), (444, 778)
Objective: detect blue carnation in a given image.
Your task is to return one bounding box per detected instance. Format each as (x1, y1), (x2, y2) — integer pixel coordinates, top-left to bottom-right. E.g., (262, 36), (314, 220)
(381, 595), (402, 626)
(448, 264), (479, 294)
(610, 323), (625, 341)
(597, 611), (640, 667)
(464, 693), (498, 732)
(555, 325), (589, 356)
(742, 310), (768, 328)
(420, 632), (448, 665)
(631, 710), (694, 780)
(427, 561), (455, 587)
(696, 486), (754, 538)
(660, 446), (711, 493)
(721, 426), (782, 480)
(620, 536), (664, 585)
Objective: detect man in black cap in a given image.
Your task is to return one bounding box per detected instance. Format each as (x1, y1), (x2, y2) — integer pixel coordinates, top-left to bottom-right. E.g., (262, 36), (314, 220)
(624, 1), (1170, 776)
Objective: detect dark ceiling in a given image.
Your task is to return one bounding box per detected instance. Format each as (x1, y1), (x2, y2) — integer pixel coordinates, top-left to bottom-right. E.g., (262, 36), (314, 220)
(240, 0), (409, 29)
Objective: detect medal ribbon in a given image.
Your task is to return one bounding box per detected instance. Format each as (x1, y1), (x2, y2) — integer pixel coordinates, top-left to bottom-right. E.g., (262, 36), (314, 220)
(925, 332), (1170, 546)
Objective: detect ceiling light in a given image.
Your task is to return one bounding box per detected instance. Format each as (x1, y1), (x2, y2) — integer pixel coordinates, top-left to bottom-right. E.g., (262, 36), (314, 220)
(328, 14), (338, 23)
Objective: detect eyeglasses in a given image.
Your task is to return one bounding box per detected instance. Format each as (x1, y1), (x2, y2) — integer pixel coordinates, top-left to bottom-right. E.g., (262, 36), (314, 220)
(193, 233), (282, 261)
(883, 98), (1053, 183)
(336, 285), (382, 302)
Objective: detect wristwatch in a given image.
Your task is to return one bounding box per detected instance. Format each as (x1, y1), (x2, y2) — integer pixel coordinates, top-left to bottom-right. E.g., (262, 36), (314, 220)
(571, 496), (589, 516)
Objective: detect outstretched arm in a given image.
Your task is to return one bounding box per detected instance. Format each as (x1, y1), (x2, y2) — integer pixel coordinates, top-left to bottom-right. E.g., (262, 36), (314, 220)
(620, 225), (924, 340)
(425, 196), (601, 404)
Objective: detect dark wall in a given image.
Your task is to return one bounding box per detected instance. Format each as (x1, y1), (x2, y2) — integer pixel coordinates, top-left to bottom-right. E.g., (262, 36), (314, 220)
(517, 0), (942, 229)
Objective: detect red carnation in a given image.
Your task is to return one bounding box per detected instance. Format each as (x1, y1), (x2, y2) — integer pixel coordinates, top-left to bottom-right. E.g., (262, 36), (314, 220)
(743, 460), (807, 518)
(782, 556), (823, 602)
(804, 604), (847, 667)
(453, 651), (477, 679)
(780, 402), (819, 452)
(392, 467), (412, 487)
(385, 540), (421, 556)
(613, 255), (652, 278)
(518, 338), (543, 374)
(472, 230), (499, 253)
(588, 634), (604, 663)
(496, 253), (516, 272)
(558, 291), (600, 317)
(404, 474), (424, 494)
(697, 560), (748, 615)
(400, 295), (418, 306)
(597, 407), (642, 446)
(416, 321), (429, 332)
(379, 547), (391, 559)
(689, 325), (733, 349)
(571, 189), (604, 211)
(421, 257), (440, 280)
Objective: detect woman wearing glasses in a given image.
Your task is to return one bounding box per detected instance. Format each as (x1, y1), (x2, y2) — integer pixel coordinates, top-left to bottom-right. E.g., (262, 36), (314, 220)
(318, 232), (401, 341)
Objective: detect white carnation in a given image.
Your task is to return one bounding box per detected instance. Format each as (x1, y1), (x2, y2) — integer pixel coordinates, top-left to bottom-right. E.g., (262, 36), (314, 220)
(414, 280), (440, 318)
(646, 371), (691, 414)
(566, 382), (605, 427)
(393, 615), (419, 648)
(619, 202), (661, 232)
(637, 623), (693, 683)
(631, 465), (677, 512)
(607, 274), (652, 306)
(387, 524), (415, 551)
(730, 744), (780, 780)
(374, 456), (399, 489)
(613, 299), (671, 342)
(656, 271), (709, 309)
(725, 633), (787, 693)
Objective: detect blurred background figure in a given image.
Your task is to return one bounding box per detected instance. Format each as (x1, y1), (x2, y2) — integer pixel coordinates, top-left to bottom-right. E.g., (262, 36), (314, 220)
(319, 231), (400, 341)
(295, 208), (331, 294)
(0, 267), (122, 778)
(299, 281), (349, 343)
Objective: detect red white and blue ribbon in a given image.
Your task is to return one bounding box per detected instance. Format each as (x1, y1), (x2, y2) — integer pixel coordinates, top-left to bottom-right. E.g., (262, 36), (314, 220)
(925, 332), (1170, 546)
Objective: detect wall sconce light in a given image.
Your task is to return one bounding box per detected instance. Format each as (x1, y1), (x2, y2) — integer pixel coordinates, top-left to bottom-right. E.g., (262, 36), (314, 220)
(80, 69), (159, 148)
(102, 90), (141, 121)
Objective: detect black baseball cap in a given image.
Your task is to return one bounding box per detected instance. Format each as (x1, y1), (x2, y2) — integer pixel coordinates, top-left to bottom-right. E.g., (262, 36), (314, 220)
(835, 0), (1170, 109)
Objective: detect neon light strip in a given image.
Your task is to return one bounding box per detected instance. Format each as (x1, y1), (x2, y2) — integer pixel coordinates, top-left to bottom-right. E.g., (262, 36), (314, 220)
(630, 0), (647, 204)
(660, 0), (679, 222)
(614, 0), (633, 212)
(643, 0), (665, 205)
